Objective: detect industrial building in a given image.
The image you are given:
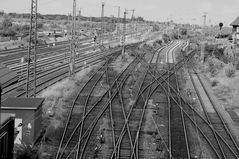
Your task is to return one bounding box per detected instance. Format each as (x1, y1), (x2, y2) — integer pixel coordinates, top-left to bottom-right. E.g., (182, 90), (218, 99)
(1, 97), (44, 145)
(0, 83), (15, 159)
(231, 16), (239, 44)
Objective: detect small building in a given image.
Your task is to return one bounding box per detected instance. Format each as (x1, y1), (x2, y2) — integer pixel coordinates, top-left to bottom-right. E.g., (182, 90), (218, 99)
(1, 97), (44, 145)
(0, 113), (15, 159)
(230, 16), (239, 43)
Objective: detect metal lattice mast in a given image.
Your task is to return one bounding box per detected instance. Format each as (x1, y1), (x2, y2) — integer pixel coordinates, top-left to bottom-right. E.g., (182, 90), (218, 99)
(121, 9), (127, 58)
(70, 0), (77, 75)
(26, 0), (37, 98)
(203, 12), (207, 27)
(117, 6), (120, 37)
(100, 2), (105, 46)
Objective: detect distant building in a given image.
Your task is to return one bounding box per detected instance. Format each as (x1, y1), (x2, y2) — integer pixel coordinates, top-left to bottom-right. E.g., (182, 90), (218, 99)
(230, 16), (239, 43)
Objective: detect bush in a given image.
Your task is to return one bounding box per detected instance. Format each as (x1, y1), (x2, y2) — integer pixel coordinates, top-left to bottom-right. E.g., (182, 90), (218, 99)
(15, 144), (38, 159)
(225, 65), (235, 78)
(162, 34), (170, 44)
(0, 28), (16, 37)
(211, 79), (219, 87)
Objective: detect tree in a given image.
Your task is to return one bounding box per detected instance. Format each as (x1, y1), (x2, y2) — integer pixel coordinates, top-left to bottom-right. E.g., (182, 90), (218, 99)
(1, 15), (13, 29)
(152, 24), (160, 32)
(181, 28), (187, 35)
(0, 16), (16, 37)
(0, 28), (16, 37)
(0, 10), (4, 16)
(162, 34), (171, 43)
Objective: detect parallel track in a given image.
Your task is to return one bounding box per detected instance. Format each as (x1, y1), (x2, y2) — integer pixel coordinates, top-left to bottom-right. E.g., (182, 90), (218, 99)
(188, 69), (239, 158)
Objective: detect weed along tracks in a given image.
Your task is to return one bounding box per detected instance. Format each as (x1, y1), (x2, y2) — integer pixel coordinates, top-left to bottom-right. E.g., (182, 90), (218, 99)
(42, 41), (239, 159)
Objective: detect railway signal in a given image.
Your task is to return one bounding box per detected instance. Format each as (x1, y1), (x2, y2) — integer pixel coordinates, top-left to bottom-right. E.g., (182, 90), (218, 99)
(219, 22), (223, 30)
(26, 0), (38, 98)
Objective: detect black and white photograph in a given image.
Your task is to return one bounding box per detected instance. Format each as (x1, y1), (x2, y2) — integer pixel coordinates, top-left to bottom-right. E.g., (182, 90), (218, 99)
(0, 0), (239, 158)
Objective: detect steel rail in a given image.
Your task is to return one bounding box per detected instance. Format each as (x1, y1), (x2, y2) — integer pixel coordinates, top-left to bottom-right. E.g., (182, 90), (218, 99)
(141, 51), (239, 158)
(58, 57), (140, 158)
(171, 41), (191, 158)
(190, 70), (239, 158)
(55, 61), (108, 159)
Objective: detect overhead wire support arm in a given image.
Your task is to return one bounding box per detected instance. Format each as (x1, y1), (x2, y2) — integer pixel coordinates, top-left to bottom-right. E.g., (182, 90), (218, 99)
(26, 0), (38, 98)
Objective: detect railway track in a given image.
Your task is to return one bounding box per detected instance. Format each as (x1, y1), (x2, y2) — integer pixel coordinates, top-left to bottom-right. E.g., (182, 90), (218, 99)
(1, 35), (132, 99)
(142, 43), (239, 158)
(133, 43), (197, 158)
(0, 30), (140, 65)
(167, 41), (190, 158)
(188, 70), (239, 158)
(1, 47), (123, 101)
(55, 48), (141, 158)
(45, 40), (206, 159)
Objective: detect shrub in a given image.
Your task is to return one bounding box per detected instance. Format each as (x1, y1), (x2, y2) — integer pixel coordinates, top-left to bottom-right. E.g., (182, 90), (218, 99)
(225, 64), (235, 78)
(211, 79), (219, 87)
(208, 62), (218, 77)
(162, 34), (170, 44)
(15, 144), (38, 159)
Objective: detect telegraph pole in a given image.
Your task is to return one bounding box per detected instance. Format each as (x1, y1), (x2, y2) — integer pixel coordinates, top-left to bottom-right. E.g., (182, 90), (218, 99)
(114, 6), (121, 39)
(26, 0), (37, 98)
(131, 9), (135, 20)
(67, 13), (70, 24)
(203, 12), (207, 27)
(122, 9), (127, 59)
(69, 0), (76, 75)
(117, 6), (120, 36)
(78, 8), (81, 24)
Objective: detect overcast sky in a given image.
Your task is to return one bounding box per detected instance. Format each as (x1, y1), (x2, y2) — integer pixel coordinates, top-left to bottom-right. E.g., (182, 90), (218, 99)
(1, 0), (239, 26)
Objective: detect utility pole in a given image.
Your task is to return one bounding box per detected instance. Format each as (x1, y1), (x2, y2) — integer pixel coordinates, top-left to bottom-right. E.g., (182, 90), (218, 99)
(203, 12), (207, 27)
(121, 9), (127, 60)
(114, 6), (121, 39)
(69, 0), (76, 75)
(26, 0), (37, 98)
(78, 8), (81, 24)
(100, 2), (105, 46)
(117, 6), (121, 39)
(67, 13), (70, 24)
(131, 9), (135, 20)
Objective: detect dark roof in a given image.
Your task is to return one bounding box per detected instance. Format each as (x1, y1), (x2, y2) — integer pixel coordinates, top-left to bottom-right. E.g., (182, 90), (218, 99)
(0, 113), (15, 125)
(231, 17), (239, 26)
(0, 63), (18, 89)
(2, 97), (45, 110)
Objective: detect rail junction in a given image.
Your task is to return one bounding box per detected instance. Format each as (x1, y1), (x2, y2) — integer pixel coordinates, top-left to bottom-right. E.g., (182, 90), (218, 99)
(1, 30), (239, 159)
